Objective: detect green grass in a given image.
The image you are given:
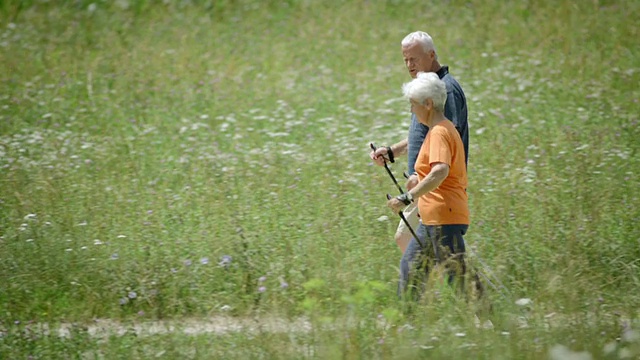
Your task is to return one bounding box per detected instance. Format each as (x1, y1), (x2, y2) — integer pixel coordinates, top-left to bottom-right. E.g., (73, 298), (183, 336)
(1, 0), (639, 358)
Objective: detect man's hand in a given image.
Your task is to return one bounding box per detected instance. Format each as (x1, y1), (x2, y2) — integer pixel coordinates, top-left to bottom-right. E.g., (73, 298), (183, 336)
(369, 146), (389, 167)
(387, 197), (406, 213)
(406, 173), (419, 191)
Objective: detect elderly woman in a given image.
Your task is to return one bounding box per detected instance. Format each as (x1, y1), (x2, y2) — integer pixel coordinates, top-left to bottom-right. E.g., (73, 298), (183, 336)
(387, 72), (470, 296)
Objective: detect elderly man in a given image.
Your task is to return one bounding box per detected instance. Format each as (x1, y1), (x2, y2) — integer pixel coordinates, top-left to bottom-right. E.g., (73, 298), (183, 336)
(370, 31), (468, 254)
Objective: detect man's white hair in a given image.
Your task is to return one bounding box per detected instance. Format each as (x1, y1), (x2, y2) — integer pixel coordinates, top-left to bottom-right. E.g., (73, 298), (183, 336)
(402, 72), (447, 113)
(401, 31), (438, 60)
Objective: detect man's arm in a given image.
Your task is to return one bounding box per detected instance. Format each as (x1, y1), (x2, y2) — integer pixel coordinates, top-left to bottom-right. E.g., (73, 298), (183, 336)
(444, 90), (461, 131)
(389, 138), (408, 157)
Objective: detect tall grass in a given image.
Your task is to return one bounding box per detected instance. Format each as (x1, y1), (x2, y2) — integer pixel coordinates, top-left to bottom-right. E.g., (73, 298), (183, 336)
(1, 0), (639, 358)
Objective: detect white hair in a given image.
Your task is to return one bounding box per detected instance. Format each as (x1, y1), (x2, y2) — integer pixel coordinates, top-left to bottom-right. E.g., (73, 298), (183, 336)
(402, 72), (447, 113)
(401, 31), (438, 60)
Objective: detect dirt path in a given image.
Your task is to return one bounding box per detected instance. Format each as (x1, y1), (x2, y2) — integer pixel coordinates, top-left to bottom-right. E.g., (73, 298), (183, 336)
(27, 316), (313, 338)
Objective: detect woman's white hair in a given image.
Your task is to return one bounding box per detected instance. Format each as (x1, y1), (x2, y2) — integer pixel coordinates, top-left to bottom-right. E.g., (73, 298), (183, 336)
(401, 31), (438, 60)
(402, 72), (447, 113)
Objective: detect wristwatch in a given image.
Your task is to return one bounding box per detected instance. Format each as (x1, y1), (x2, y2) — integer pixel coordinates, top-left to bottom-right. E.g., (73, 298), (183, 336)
(396, 192), (413, 205)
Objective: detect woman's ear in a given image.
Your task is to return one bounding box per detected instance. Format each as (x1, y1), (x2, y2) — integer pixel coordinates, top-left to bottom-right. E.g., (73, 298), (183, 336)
(424, 98), (434, 110)
(424, 99), (434, 122)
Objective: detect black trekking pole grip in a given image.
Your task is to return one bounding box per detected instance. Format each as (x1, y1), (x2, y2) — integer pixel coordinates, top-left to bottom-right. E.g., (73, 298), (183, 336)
(371, 143), (404, 195)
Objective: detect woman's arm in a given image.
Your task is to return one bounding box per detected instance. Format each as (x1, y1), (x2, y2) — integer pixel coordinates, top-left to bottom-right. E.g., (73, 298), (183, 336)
(387, 162), (449, 212)
(409, 162), (449, 199)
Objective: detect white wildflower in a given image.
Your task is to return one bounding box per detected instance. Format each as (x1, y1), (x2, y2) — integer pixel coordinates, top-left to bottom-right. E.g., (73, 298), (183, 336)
(515, 298), (533, 306)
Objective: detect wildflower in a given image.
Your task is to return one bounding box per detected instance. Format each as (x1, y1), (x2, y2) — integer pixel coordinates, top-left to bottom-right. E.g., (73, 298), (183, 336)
(119, 298), (128, 305)
(219, 255), (232, 268)
(24, 214), (37, 221)
(515, 298), (532, 306)
(93, 239), (103, 245)
(280, 281), (289, 289)
(137, 311), (145, 316)
(258, 286), (266, 293)
(110, 253), (119, 260)
(128, 291), (137, 299)
(184, 259), (192, 267)
(200, 257), (209, 265)
(258, 276), (267, 283)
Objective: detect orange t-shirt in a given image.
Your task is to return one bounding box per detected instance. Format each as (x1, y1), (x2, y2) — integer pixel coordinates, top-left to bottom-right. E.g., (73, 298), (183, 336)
(415, 120), (469, 225)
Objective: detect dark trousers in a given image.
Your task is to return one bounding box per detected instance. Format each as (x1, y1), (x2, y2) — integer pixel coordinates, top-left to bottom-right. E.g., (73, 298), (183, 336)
(398, 224), (468, 298)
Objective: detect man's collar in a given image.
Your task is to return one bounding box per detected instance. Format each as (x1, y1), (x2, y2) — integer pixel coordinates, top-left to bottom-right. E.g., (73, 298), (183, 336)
(436, 65), (449, 79)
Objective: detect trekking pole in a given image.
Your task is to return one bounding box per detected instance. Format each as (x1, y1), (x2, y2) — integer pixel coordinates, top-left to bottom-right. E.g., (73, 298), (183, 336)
(467, 248), (512, 299)
(370, 143), (428, 251)
(370, 143), (404, 195)
(371, 143), (443, 262)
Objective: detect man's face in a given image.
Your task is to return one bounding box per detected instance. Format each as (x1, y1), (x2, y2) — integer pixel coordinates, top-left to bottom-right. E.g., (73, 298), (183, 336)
(402, 43), (434, 79)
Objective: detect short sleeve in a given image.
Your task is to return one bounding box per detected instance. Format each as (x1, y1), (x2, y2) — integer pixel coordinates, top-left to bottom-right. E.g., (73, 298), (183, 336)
(428, 128), (453, 166)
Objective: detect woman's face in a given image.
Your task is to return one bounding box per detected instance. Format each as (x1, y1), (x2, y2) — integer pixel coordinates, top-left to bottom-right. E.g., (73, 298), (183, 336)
(410, 99), (432, 125)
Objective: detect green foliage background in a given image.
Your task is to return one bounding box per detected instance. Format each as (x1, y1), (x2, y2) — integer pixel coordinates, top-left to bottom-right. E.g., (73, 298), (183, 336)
(0, 0), (639, 358)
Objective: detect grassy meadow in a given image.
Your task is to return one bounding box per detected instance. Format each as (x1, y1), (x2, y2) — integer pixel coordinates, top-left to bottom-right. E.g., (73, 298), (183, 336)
(1, 0), (639, 358)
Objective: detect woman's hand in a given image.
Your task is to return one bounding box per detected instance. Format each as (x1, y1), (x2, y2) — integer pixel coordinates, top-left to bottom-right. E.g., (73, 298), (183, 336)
(387, 197), (406, 213)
